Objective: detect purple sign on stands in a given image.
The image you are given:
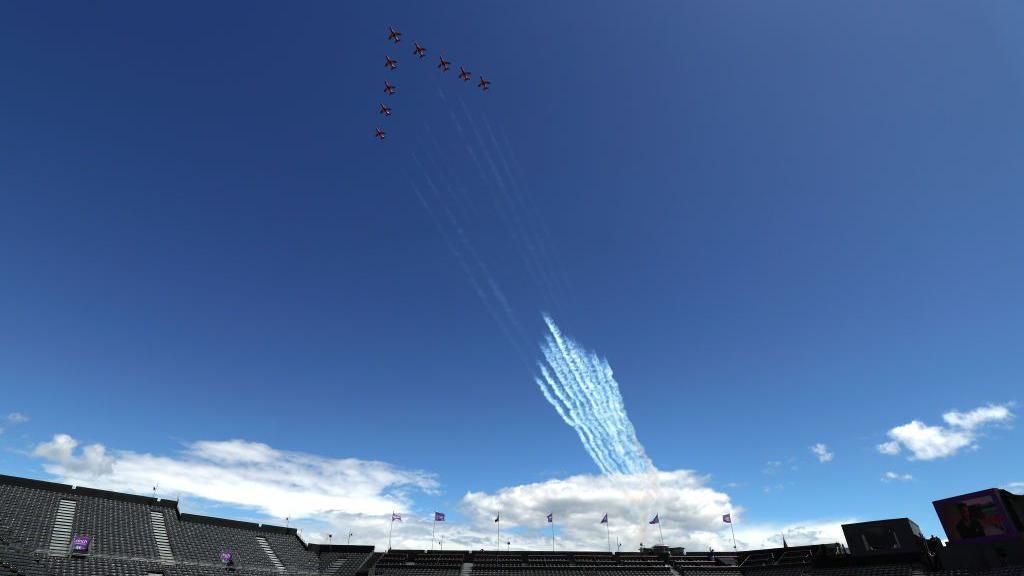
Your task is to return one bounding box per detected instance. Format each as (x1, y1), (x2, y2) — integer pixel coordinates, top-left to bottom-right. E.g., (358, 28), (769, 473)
(220, 551), (234, 564)
(72, 535), (90, 553)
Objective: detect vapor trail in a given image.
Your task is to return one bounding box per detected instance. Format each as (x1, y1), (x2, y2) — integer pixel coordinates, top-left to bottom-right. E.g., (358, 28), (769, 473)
(536, 315), (653, 476)
(404, 163), (528, 361)
(457, 97), (562, 308)
(492, 124), (574, 297)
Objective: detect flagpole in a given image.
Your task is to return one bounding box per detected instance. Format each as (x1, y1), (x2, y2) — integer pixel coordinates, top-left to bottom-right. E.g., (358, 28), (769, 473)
(729, 518), (737, 552)
(497, 515), (501, 552)
(658, 520), (664, 546)
(606, 522), (611, 553)
(388, 512), (395, 551)
(551, 520), (555, 552)
(431, 516), (436, 551)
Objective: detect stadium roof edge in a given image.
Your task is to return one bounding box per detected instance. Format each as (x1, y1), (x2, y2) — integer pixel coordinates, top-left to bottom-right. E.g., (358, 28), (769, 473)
(0, 473), (305, 539)
(306, 544), (376, 553)
(179, 512), (297, 535)
(0, 473), (177, 508)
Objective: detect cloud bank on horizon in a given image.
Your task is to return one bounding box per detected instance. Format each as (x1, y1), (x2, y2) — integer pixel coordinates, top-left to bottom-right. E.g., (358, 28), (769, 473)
(29, 433), (846, 551)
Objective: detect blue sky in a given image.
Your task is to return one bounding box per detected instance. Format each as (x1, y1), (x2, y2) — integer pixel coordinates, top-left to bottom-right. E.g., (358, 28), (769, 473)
(1, 0), (1022, 552)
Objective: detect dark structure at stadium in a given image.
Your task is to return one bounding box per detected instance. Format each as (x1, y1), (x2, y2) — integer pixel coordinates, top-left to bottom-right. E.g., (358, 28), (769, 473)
(2, 475), (1022, 576)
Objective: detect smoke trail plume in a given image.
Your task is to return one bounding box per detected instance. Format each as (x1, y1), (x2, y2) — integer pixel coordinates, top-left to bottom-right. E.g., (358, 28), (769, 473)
(536, 315), (653, 476)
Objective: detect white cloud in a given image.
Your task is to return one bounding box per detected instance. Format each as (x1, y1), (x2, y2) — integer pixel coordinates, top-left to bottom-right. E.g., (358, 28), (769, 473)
(0, 411), (29, 435)
(877, 403), (1014, 461)
(456, 471), (845, 551)
(881, 472), (913, 483)
(1005, 482), (1024, 495)
(876, 441), (901, 455)
(34, 434), (114, 476)
(7, 412), (29, 424)
(942, 405), (1012, 429)
(33, 434), (438, 519)
(885, 421), (972, 460)
(460, 470), (729, 549)
(810, 443), (833, 463)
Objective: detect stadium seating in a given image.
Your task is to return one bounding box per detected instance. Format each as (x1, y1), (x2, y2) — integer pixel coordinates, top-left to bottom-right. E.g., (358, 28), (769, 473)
(0, 482), (66, 552)
(0, 475), (376, 576)
(0, 532), (50, 576)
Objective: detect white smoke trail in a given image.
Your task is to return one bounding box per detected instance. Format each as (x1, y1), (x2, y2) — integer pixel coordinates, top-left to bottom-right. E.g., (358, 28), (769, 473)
(536, 314), (653, 476)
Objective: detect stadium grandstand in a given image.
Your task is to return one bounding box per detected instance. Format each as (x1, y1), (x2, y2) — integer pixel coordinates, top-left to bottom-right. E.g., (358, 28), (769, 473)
(1, 475), (1022, 576)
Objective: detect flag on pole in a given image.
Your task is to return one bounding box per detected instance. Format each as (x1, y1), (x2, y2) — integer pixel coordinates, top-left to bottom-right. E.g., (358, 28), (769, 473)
(392, 513), (402, 522)
(494, 515), (500, 522)
(434, 512), (445, 522)
(600, 514), (608, 524)
(722, 514), (732, 524)
(547, 513), (553, 523)
(649, 514), (659, 525)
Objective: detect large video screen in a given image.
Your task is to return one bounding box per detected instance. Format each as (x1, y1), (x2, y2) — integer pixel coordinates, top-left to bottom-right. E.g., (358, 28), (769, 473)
(933, 489), (1020, 543)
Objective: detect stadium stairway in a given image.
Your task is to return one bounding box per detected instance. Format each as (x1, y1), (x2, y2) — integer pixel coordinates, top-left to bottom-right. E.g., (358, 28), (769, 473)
(47, 501), (75, 557)
(149, 511), (174, 565)
(256, 537), (287, 573)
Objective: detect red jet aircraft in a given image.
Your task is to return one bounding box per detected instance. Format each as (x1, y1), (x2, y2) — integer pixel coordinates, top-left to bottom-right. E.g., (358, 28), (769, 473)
(385, 56), (397, 70)
(413, 43), (426, 58)
(375, 127), (386, 140)
(379, 103), (392, 116)
(459, 66), (471, 81)
(387, 27), (401, 43)
(437, 56), (451, 71)
(384, 81), (396, 95)
(477, 76), (491, 91)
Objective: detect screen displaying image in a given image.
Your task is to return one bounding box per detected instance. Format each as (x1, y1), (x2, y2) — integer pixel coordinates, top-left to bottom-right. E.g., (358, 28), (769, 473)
(934, 489), (1018, 543)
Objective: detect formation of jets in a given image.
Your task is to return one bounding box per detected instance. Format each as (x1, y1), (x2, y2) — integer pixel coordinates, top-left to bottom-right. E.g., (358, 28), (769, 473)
(375, 26), (491, 141)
